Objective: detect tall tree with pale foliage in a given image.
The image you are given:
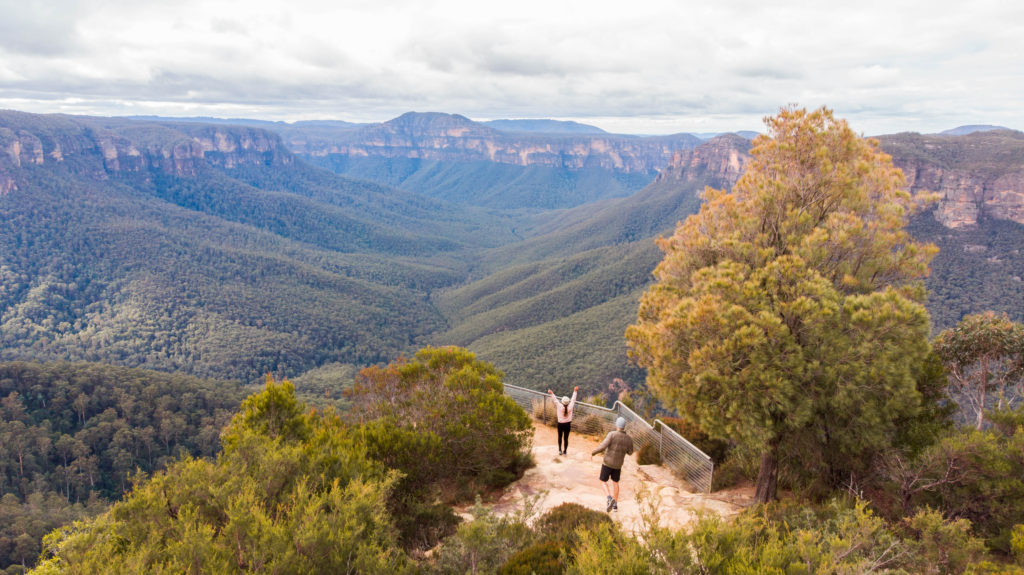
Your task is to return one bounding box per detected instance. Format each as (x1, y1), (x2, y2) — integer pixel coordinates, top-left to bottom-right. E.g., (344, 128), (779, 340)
(626, 106), (938, 503)
(933, 311), (1024, 429)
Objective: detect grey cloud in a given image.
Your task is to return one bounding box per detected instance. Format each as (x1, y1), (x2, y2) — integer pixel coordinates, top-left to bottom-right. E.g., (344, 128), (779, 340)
(731, 65), (803, 81)
(0, 1), (87, 55)
(210, 18), (249, 36)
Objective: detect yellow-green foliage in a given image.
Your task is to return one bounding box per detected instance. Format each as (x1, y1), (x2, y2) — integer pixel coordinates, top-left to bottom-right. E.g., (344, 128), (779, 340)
(566, 523), (654, 575)
(535, 502), (613, 546)
(498, 540), (564, 575)
(882, 411), (1024, 553)
(31, 379), (414, 575)
(566, 499), (990, 575)
(428, 499), (536, 575)
(627, 106), (939, 502)
(901, 508), (987, 575)
(348, 346), (533, 492)
(1013, 524), (1024, 565)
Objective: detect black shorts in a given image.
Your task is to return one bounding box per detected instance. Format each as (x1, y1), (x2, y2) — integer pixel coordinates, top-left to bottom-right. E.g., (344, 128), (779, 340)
(599, 464), (621, 482)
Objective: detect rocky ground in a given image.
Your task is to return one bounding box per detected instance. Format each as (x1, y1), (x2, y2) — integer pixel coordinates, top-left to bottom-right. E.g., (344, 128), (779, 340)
(470, 421), (754, 535)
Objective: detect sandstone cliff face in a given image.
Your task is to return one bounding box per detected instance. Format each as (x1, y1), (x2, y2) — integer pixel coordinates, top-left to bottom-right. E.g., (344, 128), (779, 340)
(0, 112), (294, 194)
(878, 131), (1024, 228)
(655, 131), (1024, 230)
(282, 112), (703, 173)
(654, 133), (752, 190)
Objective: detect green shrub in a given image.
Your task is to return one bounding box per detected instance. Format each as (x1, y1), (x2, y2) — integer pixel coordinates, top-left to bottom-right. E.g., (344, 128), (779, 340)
(347, 347), (534, 499)
(965, 562), (1024, 574)
(428, 499), (535, 575)
(900, 507), (987, 575)
(658, 417), (731, 464)
(891, 421), (1024, 552)
(565, 523), (652, 575)
(636, 442), (661, 465)
(1012, 524), (1024, 566)
(498, 540), (564, 575)
(710, 457), (750, 491)
(536, 503), (613, 546)
(32, 380), (415, 575)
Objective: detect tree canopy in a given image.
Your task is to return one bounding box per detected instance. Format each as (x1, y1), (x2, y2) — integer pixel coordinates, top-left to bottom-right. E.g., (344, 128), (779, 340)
(626, 106), (939, 503)
(933, 311), (1024, 429)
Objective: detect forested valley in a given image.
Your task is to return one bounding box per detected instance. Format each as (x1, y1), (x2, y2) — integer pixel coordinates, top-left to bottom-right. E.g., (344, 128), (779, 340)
(2, 108), (1024, 573)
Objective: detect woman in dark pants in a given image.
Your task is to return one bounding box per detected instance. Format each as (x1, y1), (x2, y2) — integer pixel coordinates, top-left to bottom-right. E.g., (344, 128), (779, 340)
(547, 386), (578, 455)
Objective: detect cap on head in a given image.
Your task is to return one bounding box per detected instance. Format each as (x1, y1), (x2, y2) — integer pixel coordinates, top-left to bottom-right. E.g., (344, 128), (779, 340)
(561, 396), (570, 405)
(616, 417), (626, 429)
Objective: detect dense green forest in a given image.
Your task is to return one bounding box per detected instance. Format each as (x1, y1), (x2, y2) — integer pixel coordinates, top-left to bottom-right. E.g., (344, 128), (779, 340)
(304, 155), (657, 209)
(0, 361), (245, 573)
(0, 112), (523, 383)
(912, 215), (1024, 330)
(3, 110), (1023, 397)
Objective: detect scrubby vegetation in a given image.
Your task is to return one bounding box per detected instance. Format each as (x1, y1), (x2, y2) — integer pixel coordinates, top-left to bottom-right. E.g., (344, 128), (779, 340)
(28, 349), (534, 574)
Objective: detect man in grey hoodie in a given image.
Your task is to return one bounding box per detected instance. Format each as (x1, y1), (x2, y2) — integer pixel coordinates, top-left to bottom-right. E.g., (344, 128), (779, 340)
(591, 416), (634, 512)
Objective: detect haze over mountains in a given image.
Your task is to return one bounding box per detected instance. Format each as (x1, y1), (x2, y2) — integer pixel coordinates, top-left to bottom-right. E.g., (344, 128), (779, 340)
(1, 109), (1022, 390)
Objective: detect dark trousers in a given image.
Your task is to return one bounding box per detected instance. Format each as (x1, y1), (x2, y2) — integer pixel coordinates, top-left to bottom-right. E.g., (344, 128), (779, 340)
(557, 421), (572, 452)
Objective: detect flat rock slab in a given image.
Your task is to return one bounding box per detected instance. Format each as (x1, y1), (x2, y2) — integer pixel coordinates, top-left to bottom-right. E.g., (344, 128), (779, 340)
(468, 421), (752, 535)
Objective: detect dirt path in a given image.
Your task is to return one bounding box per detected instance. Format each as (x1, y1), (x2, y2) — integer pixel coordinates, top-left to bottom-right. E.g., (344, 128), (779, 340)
(476, 422), (753, 534)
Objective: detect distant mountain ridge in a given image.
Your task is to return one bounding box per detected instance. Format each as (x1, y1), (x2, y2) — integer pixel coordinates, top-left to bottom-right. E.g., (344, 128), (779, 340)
(939, 125), (1012, 136)
(267, 112), (705, 209)
(277, 112), (703, 173)
(483, 119), (608, 134)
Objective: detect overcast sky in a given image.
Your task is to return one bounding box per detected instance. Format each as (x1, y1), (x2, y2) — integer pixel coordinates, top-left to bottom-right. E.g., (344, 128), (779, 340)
(0, 0), (1020, 135)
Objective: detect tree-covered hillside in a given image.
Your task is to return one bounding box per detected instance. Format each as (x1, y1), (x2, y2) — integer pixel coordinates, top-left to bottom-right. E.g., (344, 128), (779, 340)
(0, 113), (522, 383)
(2, 110), (1022, 392)
(304, 155), (657, 209)
(0, 361), (245, 572)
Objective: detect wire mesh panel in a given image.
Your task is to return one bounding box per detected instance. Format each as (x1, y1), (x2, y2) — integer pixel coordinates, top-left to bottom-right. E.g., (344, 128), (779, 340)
(503, 383), (713, 493)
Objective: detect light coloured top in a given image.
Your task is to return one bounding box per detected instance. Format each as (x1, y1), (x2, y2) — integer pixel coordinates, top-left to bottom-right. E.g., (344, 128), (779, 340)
(548, 389), (577, 423)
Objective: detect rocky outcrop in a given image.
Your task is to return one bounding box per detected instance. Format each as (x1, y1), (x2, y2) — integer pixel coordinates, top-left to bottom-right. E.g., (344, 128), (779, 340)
(655, 133), (752, 190)
(878, 130), (1024, 228)
(281, 112), (703, 174)
(0, 111), (294, 193)
(654, 130), (1024, 230)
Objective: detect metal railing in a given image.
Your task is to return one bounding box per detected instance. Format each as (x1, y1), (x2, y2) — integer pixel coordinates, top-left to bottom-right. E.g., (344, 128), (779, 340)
(503, 383), (714, 493)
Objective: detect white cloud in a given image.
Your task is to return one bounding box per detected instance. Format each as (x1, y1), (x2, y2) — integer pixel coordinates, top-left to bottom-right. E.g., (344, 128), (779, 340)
(0, 0), (1020, 134)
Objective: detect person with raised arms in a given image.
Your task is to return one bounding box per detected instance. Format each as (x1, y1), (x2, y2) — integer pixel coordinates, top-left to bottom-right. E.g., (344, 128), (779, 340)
(547, 386), (578, 456)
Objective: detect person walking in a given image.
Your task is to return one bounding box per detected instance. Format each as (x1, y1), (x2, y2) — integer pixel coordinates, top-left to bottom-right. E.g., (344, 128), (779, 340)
(547, 386), (578, 456)
(591, 416), (634, 512)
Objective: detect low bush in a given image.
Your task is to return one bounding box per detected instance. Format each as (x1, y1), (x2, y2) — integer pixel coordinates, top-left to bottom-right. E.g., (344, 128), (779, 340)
(532, 399), (558, 426)
(636, 442), (661, 465)
(535, 503), (613, 546)
(572, 413), (607, 437)
(347, 347), (534, 500)
(658, 417), (731, 464)
(498, 540), (564, 575)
